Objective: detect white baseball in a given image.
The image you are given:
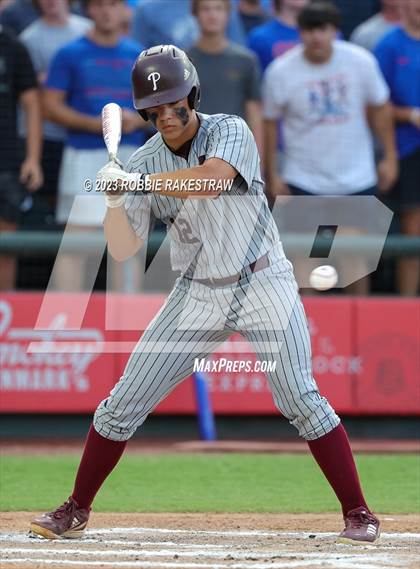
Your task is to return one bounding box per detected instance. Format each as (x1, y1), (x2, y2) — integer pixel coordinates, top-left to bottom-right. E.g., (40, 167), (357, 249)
(309, 265), (338, 291)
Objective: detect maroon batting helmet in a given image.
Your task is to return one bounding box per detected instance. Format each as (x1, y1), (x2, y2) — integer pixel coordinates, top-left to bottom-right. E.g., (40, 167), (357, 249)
(132, 44), (201, 120)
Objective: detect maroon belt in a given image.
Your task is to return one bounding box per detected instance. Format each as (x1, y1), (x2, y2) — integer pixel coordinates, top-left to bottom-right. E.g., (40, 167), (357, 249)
(191, 252), (270, 287)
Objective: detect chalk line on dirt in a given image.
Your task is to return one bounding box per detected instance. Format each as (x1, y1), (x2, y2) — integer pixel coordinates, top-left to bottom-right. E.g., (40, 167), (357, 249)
(0, 558), (400, 569)
(0, 546), (400, 561)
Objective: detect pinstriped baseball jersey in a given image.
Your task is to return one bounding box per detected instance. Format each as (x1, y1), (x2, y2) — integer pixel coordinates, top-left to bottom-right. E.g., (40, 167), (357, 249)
(124, 113), (282, 279)
(93, 111), (340, 444)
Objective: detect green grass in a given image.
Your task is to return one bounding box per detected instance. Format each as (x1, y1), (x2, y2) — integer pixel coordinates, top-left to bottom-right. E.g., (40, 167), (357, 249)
(0, 453), (418, 513)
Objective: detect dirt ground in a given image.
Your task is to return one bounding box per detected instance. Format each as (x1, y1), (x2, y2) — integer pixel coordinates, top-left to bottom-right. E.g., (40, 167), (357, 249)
(1, 512), (419, 569)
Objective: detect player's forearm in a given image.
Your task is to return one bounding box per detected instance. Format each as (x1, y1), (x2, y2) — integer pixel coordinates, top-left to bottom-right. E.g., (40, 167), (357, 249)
(20, 89), (42, 162)
(148, 162), (234, 199)
(98, 160), (237, 200)
(43, 95), (101, 133)
(370, 103), (398, 160)
(104, 206), (143, 261)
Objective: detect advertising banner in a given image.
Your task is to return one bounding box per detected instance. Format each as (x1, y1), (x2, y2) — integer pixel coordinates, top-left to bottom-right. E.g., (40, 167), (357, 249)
(1, 293), (418, 415)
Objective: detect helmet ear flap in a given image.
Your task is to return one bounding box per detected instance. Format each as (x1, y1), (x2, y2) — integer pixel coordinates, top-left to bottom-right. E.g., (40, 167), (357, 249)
(188, 86), (200, 111)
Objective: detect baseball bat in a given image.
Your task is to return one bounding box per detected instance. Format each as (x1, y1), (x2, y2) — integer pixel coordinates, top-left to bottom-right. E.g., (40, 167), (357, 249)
(102, 102), (122, 163)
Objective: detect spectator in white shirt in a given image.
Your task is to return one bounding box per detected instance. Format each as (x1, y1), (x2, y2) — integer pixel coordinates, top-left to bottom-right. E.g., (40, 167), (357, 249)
(263, 1), (398, 294)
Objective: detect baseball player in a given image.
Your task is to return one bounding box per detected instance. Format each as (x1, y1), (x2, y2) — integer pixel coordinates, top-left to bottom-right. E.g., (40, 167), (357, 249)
(30, 45), (380, 545)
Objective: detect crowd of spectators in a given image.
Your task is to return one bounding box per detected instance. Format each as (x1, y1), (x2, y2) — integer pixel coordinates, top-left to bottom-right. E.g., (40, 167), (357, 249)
(0, 0), (419, 295)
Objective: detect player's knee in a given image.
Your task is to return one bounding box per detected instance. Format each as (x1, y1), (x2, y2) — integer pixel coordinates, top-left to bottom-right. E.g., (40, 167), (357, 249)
(286, 392), (340, 441)
(93, 398), (140, 442)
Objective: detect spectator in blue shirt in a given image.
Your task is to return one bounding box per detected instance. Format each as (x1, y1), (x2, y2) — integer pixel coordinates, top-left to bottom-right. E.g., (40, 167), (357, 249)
(131, 0), (247, 50)
(19, 0), (91, 217)
(248, 0), (308, 71)
(374, 1), (420, 296)
(44, 0), (147, 291)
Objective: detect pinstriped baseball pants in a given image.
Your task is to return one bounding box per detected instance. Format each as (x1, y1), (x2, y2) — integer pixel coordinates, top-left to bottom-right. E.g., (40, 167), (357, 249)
(94, 244), (340, 441)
